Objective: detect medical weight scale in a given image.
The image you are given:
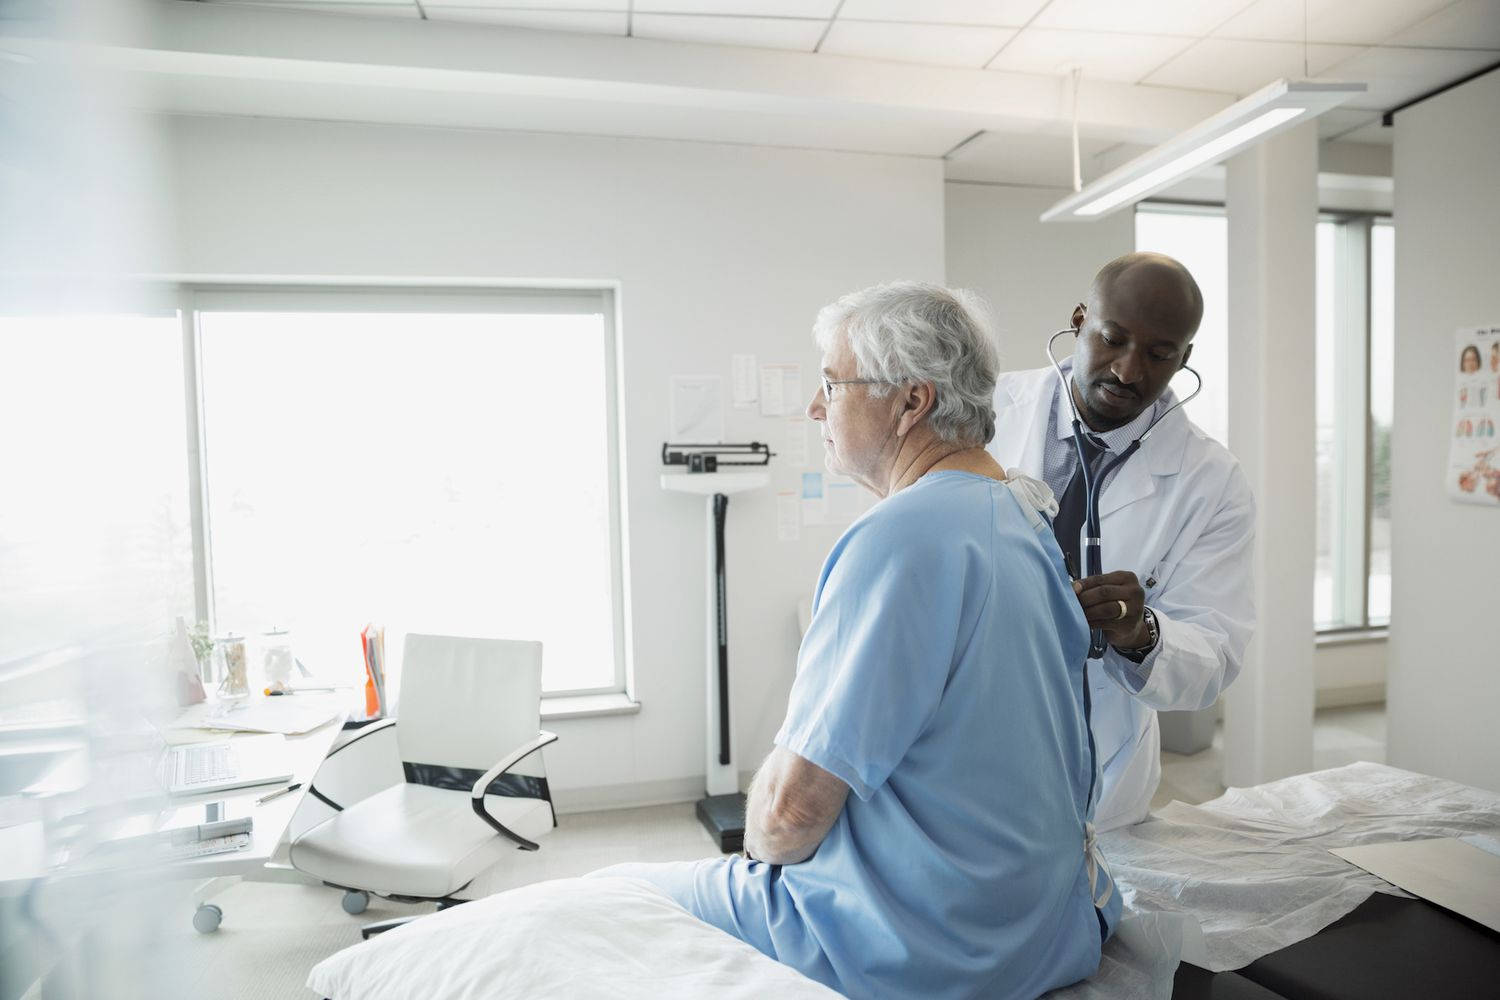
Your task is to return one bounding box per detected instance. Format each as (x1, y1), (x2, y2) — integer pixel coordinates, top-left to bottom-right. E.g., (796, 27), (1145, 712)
(661, 445), (771, 852)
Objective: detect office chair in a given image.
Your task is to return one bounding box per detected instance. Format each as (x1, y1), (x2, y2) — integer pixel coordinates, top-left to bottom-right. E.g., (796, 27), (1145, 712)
(290, 633), (557, 937)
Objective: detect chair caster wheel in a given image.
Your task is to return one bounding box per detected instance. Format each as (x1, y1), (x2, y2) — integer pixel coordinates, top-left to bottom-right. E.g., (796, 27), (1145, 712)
(193, 903), (223, 934)
(342, 890), (370, 915)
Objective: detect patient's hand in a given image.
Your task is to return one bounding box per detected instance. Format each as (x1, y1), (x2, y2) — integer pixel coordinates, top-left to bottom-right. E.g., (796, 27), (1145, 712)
(1073, 571), (1150, 649)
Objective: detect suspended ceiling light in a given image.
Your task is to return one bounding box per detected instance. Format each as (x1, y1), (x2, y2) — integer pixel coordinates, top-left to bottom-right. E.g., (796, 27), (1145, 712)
(1041, 79), (1366, 223)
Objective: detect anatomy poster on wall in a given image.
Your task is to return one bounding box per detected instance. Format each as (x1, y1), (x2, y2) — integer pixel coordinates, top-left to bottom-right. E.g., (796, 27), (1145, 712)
(1447, 325), (1500, 506)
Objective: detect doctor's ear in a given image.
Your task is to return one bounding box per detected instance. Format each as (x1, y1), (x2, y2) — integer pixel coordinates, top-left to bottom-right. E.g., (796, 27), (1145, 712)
(1180, 343), (1195, 370)
(1070, 303), (1087, 331)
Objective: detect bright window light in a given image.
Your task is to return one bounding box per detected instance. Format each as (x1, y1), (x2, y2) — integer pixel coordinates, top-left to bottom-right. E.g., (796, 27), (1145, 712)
(1134, 206), (1228, 448)
(196, 301), (621, 697)
(0, 314), (195, 657)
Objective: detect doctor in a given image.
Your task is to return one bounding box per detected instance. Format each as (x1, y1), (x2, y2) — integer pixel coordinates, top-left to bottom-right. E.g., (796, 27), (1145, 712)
(988, 252), (1255, 831)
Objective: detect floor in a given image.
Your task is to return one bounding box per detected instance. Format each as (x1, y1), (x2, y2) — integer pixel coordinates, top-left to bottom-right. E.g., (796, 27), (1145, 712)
(1153, 703), (1387, 810)
(177, 704), (1386, 1000)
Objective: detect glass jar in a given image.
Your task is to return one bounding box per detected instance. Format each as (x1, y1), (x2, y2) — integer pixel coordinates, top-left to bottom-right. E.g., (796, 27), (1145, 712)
(213, 633), (249, 698)
(260, 627), (295, 692)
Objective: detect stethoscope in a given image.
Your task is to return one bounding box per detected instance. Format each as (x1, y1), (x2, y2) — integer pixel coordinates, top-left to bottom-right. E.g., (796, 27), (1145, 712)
(1046, 328), (1203, 659)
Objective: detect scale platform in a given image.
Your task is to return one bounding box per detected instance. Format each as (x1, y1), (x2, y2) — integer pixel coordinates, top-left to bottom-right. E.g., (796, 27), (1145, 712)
(696, 792), (747, 854)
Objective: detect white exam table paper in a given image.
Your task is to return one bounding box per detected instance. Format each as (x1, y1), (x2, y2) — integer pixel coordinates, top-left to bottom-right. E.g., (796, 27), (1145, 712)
(1096, 761), (1500, 973)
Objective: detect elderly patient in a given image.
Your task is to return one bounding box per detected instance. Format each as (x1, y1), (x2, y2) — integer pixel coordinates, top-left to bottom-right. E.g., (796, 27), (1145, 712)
(598, 283), (1118, 999)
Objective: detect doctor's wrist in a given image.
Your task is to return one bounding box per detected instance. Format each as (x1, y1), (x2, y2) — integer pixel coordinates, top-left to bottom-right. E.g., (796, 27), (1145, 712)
(1114, 607), (1159, 663)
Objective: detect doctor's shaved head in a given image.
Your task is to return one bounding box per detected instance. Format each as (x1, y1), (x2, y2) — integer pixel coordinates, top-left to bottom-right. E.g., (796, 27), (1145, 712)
(1088, 252), (1204, 335)
(1067, 251), (1203, 431)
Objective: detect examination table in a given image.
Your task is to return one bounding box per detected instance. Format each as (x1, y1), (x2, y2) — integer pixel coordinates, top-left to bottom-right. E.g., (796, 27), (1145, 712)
(309, 762), (1500, 1000)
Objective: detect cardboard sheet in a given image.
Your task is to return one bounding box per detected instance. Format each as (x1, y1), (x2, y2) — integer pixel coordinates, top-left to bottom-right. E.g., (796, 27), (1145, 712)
(1331, 836), (1500, 934)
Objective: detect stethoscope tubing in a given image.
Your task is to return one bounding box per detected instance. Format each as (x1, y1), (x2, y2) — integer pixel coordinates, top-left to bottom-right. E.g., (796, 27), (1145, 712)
(1045, 328), (1203, 658)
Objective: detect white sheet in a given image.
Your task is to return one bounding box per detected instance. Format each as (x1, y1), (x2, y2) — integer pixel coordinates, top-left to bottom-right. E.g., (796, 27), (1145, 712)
(1097, 761), (1500, 972)
(306, 876), (841, 1000)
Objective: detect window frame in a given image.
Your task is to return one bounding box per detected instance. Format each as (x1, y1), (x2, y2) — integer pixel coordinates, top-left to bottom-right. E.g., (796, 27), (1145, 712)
(1317, 210), (1392, 635)
(176, 283), (631, 698)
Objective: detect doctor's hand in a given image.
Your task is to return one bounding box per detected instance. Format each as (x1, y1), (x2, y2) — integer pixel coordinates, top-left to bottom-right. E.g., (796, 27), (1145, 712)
(1072, 571), (1151, 649)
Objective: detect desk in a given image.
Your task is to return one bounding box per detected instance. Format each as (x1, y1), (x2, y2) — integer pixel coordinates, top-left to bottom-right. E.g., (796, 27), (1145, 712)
(163, 695), (348, 880)
(162, 693), (354, 931)
(32, 694), (352, 933)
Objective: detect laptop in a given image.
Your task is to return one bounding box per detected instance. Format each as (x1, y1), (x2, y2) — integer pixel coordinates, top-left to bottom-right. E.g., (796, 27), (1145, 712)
(156, 733), (294, 796)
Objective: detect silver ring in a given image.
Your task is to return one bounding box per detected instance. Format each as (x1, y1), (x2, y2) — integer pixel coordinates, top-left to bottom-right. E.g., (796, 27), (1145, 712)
(1115, 599), (1128, 620)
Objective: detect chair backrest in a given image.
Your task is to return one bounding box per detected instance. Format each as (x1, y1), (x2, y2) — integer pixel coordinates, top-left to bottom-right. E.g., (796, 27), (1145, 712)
(396, 633), (543, 778)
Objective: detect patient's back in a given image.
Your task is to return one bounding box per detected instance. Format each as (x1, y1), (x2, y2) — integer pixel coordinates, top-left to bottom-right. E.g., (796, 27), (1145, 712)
(687, 470), (1111, 999)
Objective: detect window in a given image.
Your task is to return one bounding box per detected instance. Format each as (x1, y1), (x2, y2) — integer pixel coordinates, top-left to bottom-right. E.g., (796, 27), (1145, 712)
(188, 288), (625, 697)
(1138, 205), (1394, 633)
(0, 313), (196, 660)
(1315, 217), (1394, 630)
(1134, 205), (1229, 445)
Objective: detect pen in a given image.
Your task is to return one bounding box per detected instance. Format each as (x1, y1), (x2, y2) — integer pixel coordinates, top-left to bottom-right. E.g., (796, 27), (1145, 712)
(256, 782), (302, 804)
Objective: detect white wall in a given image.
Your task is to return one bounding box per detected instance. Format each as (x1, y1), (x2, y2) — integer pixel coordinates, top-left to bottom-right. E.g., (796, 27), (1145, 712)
(1387, 68), (1500, 793)
(943, 182), (1135, 371)
(162, 115), (945, 810)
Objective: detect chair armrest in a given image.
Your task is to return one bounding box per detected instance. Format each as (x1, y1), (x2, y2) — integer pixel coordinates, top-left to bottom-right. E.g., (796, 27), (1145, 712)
(308, 719), (398, 812)
(469, 730), (559, 852)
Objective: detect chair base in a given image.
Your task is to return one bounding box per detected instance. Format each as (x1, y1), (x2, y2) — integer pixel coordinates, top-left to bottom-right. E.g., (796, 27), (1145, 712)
(358, 898), (466, 940)
(696, 792), (746, 854)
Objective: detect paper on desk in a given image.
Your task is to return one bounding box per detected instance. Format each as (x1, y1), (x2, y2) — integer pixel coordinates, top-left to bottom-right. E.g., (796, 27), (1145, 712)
(180, 700), (340, 735)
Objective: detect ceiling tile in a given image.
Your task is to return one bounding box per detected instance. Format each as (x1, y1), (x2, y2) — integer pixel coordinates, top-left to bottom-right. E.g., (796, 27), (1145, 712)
(1143, 37), (1365, 94)
(986, 27), (1194, 82)
(1323, 44), (1500, 110)
(1387, 0), (1500, 49)
(1213, 0), (1452, 47)
(943, 129), (1146, 186)
(634, 1), (839, 17)
(422, 8), (629, 32)
(837, 0), (1046, 27)
(203, 1), (421, 15)
(632, 14), (825, 51)
(1033, 0), (1251, 38)
(819, 20), (1016, 68)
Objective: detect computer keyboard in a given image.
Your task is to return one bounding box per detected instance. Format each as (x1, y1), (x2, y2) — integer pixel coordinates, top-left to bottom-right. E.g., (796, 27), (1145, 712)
(174, 743), (238, 787)
(165, 833), (252, 860)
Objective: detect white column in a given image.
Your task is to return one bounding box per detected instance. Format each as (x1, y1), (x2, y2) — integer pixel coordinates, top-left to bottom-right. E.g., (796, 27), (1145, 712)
(1222, 121), (1318, 788)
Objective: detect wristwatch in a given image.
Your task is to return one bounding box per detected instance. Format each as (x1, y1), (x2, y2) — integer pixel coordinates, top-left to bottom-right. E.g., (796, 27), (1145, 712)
(1115, 607), (1159, 664)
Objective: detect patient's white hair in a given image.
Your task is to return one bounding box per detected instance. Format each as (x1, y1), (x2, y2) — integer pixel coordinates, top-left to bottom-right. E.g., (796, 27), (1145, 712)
(813, 281), (1000, 446)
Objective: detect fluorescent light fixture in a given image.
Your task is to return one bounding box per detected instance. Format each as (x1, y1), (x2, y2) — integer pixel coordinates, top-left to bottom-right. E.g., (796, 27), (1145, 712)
(1042, 79), (1365, 222)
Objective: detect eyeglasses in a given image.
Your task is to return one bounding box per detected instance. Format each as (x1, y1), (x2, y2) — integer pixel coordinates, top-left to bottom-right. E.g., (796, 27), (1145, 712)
(820, 374), (897, 400)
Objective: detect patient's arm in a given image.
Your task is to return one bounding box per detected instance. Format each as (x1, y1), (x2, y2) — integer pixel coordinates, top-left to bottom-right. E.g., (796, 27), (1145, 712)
(743, 746), (849, 865)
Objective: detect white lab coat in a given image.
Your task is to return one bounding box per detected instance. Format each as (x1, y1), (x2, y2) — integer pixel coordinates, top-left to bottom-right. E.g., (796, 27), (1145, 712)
(988, 367), (1256, 831)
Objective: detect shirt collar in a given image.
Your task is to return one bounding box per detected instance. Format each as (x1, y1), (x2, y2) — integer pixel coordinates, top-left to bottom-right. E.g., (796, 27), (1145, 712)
(1050, 358), (1169, 455)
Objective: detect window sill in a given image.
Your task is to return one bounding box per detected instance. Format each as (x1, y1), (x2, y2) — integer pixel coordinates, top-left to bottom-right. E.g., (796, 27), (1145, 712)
(1315, 626), (1389, 647)
(541, 692), (641, 721)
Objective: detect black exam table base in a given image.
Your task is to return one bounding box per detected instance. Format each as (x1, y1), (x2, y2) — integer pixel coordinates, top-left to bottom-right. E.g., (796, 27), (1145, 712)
(1170, 892), (1500, 1000)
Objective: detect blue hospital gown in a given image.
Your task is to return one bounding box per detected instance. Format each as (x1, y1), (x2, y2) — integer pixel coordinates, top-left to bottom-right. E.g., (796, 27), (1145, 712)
(603, 471), (1118, 999)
